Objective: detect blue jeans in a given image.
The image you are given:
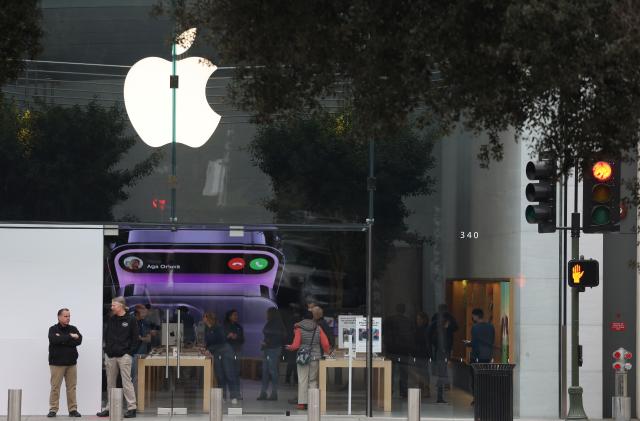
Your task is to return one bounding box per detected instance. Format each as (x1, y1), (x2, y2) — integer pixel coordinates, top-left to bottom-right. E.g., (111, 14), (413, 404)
(213, 345), (240, 399)
(260, 347), (281, 395)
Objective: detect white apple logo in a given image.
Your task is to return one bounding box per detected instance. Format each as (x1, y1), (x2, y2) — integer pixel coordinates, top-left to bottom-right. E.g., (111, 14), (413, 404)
(124, 28), (221, 148)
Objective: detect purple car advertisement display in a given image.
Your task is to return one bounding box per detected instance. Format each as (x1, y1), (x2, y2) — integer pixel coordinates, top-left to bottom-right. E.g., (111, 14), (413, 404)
(106, 229), (285, 357)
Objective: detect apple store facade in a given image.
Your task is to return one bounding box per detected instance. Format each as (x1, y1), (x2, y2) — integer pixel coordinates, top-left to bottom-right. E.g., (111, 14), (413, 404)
(0, 1), (636, 420)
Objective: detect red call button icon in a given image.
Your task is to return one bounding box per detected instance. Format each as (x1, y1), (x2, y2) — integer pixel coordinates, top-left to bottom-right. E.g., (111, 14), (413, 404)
(227, 257), (246, 271)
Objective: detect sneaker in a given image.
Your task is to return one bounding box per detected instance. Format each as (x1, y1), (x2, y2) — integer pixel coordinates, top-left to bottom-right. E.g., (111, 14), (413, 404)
(47, 412), (56, 417)
(296, 404), (307, 410)
(96, 410), (109, 417)
(124, 409), (136, 418)
(267, 393), (278, 401)
(231, 398), (238, 405)
(257, 393), (268, 400)
(69, 411), (82, 417)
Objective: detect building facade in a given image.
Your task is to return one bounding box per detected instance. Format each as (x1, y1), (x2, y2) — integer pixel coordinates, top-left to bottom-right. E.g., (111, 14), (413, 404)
(0, 1), (636, 419)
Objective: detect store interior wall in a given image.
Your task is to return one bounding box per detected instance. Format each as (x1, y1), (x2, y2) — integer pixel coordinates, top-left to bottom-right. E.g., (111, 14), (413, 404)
(0, 226), (103, 415)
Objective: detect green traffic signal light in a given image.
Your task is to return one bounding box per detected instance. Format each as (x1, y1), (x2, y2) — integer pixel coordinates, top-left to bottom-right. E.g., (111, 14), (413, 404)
(592, 206), (611, 225)
(525, 206), (536, 223)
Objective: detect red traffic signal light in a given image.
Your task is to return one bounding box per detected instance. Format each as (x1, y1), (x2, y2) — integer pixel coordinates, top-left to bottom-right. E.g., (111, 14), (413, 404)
(583, 158), (621, 233)
(592, 161), (612, 181)
(613, 351), (622, 359)
(613, 362), (622, 370)
(625, 352), (633, 360)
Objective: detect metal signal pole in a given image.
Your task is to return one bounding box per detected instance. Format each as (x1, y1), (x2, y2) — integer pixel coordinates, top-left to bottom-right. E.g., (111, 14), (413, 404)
(566, 160), (587, 420)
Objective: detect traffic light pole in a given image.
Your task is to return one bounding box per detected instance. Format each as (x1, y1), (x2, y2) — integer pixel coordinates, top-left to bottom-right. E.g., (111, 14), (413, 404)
(567, 165), (587, 420)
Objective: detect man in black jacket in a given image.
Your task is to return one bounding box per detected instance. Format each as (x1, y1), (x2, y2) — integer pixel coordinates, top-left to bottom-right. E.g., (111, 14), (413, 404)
(48, 308), (82, 418)
(96, 297), (139, 418)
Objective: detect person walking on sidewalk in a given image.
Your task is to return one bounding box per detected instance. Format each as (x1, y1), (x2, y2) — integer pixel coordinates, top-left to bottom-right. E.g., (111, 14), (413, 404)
(48, 308), (82, 418)
(286, 310), (330, 410)
(97, 297), (139, 418)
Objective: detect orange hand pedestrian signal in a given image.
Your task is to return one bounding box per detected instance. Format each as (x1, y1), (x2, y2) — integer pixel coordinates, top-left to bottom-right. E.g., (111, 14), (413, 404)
(571, 264), (584, 284)
(568, 259), (599, 288)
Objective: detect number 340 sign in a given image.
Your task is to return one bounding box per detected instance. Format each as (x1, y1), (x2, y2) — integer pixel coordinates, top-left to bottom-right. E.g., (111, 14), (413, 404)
(568, 259), (599, 288)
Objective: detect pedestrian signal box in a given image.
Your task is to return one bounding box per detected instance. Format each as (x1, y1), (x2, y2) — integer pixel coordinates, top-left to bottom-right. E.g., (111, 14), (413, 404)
(568, 259), (599, 288)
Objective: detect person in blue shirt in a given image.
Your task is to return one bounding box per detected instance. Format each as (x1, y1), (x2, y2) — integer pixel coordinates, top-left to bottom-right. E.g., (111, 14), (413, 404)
(468, 308), (495, 363)
(465, 308), (495, 405)
(223, 309), (244, 404)
(203, 312), (236, 402)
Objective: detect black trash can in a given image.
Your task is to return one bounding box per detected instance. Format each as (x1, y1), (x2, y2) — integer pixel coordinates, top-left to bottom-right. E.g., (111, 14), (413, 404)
(472, 363), (515, 421)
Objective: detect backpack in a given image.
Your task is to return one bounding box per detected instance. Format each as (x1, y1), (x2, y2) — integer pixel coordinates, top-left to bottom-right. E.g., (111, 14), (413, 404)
(296, 325), (318, 365)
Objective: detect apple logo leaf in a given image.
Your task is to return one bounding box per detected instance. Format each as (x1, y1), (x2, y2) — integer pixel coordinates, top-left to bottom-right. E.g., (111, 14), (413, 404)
(174, 28), (197, 55)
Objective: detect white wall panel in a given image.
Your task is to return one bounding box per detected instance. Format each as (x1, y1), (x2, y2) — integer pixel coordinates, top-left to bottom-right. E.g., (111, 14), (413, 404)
(0, 225), (103, 415)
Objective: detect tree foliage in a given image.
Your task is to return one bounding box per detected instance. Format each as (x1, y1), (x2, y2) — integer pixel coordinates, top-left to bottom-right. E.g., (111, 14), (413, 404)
(0, 0), (42, 86)
(0, 101), (160, 221)
(162, 0), (640, 171)
(249, 114), (436, 289)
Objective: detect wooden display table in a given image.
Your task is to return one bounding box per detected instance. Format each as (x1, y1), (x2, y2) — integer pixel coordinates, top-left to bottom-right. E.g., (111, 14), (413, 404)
(136, 354), (213, 412)
(318, 358), (392, 413)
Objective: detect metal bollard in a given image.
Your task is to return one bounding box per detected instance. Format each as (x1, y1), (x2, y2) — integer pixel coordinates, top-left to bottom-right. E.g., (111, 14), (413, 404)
(210, 388), (223, 421)
(8, 389), (22, 421)
(613, 371), (631, 421)
(308, 388), (320, 421)
(612, 396), (631, 421)
(407, 388), (421, 421)
(109, 388), (124, 421)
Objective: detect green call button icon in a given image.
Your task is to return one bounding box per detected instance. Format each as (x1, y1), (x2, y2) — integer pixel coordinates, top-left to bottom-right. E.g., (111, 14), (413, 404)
(249, 257), (269, 271)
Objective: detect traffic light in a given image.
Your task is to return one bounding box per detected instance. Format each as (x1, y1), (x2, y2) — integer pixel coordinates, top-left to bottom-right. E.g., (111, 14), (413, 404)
(525, 158), (556, 233)
(568, 259), (599, 288)
(583, 158), (621, 233)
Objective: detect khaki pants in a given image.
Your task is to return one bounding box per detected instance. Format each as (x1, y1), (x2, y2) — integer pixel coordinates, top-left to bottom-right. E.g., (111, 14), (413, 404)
(105, 355), (137, 410)
(296, 360), (319, 404)
(49, 365), (77, 413)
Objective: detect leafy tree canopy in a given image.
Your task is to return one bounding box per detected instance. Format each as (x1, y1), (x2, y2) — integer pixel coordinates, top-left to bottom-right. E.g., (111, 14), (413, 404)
(249, 113), (436, 277)
(161, 0), (640, 172)
(0, 1), (42, 86)
(0, 101), (160, 221)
